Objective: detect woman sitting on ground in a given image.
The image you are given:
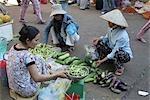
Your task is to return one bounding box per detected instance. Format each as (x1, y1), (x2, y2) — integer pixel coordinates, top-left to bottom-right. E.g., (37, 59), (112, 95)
(6, 24), (67, 97)
(93, 9), (133, 76)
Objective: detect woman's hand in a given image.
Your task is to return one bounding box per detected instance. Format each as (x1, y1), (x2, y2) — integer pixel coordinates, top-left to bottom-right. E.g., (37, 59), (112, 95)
(55, 70), (68, 78)
(92, 38), (99, 46)
(96, 57), (108, 67)
(96, 60), (103, 67)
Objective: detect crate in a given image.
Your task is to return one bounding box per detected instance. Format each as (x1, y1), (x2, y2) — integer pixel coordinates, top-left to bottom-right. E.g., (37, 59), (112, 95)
(0, 37), (7, 60)
(66, 80), (85, 100)
(0, 20), (13, 41)
(0, 60), (8, 87)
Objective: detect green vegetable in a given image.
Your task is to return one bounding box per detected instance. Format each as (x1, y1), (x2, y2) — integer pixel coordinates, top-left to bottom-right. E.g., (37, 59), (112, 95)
(55, 60), (65, 65)
(84, 73), (96, 79)
(67, 65), (89, 78)
(79, 63), (88, 66)
(64, 57), (73, 65)
(71, 60), (83, 65)
(93, 79), (97, 84)
(58, 53), (70, 60)
(92, 61), (96, 68)
(84, 78), (95, 83)
(66, 56), (79, 64)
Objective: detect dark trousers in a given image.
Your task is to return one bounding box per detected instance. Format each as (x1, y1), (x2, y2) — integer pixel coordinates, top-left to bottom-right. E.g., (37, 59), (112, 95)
(96, 40), (130, 69)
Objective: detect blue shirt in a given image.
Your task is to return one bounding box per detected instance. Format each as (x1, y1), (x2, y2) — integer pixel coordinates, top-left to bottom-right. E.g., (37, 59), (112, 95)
(100, 27), (133, 59)
(43, 14), (78, 44)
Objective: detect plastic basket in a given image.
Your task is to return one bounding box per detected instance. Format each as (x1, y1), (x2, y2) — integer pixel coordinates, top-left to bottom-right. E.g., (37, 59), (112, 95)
(65, 94), (80, 100)
(0, 60), (8, 87)
(0, 37), (7, 60)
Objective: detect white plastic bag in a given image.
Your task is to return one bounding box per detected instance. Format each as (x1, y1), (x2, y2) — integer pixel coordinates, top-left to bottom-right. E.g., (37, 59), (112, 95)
(46, 57), (68, 72)
(84, 45), (99, 60)
(38, 78), (71, 100)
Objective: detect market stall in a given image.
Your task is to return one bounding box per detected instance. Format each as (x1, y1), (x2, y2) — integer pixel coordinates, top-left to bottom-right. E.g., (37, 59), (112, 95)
(28, 43), (89, 100)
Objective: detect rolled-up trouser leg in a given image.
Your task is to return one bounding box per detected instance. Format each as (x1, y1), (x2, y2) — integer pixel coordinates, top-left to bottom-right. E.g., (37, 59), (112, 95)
(114, 49), (130, 69)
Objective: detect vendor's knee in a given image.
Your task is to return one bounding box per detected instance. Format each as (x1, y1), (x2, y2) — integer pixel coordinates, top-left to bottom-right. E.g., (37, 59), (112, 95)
(115, 50), (130, 63)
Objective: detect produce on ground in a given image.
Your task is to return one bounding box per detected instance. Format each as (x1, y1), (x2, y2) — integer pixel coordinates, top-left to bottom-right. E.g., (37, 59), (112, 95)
(0, 13), (11, 24)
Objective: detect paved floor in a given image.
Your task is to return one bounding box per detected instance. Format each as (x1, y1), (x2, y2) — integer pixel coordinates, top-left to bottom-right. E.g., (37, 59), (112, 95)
(0, 3), (149, 100)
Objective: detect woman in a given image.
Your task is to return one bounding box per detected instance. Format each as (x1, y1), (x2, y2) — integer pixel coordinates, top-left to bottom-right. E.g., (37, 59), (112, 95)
(43, 4), (79, 52)
(93, 9), (133, 76)
(102, 0), (116, 14)
(6, 24), (67, 97)
(19, 0), (45, 24)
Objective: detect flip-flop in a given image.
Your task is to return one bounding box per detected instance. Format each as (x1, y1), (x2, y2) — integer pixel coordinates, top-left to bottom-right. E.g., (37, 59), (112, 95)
(115, 67), (124, 76)
(37, 20), (46, 24)
(137, 38), (147, 43)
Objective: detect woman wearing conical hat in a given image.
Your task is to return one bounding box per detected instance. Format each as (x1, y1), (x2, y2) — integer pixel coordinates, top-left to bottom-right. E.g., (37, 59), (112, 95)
(93, 9), (133, 76)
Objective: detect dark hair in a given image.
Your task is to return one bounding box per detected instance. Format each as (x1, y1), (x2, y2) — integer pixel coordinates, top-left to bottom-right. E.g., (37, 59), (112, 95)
(19, 24), (39, 44)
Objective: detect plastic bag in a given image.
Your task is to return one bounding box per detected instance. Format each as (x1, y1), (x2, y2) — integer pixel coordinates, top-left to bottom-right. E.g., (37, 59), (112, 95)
(38, 78), (71, 100)
(38, 85), (59, 100)
(84, 45), (99, 60)
(46, 57), (68, 72)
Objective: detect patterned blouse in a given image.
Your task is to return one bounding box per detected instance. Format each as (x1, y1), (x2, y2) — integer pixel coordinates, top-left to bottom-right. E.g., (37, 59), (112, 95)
(6, 44), (48, 97)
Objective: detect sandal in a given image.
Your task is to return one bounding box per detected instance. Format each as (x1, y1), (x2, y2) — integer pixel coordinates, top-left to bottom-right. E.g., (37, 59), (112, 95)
(115, 67), (124, 76)
(37, 20), (46, 24)
(19, 19), (28, 23)
(137, 38), (147, 43)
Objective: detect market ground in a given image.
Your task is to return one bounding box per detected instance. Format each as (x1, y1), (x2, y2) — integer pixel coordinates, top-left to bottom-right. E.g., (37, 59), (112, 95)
(0, 3), (149, 100)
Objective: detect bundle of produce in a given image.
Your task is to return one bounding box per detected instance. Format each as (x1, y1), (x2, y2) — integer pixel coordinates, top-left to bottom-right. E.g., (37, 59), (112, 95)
(0, 3), (12, 25)
(66, 65), (89, 81)
(0, 13), (11, 24)
(55, 53), (87, 65)
(29, 43), (54, 60)
(84, 61), (103, 83)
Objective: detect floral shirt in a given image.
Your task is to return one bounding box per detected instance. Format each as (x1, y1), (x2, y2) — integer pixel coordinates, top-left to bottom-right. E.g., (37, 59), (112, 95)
(6, 44), (48, 97)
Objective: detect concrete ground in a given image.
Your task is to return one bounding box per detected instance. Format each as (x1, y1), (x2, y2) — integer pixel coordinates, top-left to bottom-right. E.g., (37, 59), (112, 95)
(0, 3), (149, 100)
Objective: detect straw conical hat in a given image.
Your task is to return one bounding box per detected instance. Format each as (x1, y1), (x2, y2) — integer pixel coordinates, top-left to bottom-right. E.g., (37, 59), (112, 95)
(100, 9), (128, 27)
(50, 4), (67, 17)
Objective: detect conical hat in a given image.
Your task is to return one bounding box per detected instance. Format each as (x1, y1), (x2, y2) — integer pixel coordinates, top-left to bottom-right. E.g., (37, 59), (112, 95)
(100, 9), (128, 27)
(50, 4), (67, 17)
